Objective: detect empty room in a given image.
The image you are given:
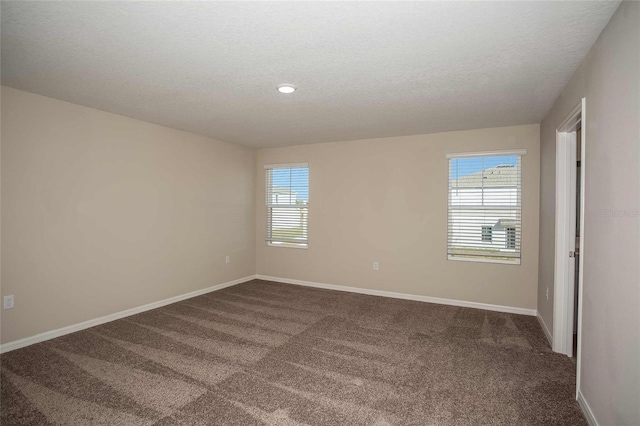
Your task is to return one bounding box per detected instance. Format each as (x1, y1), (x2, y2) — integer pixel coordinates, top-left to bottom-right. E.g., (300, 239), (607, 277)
(1, 1), (638, 425)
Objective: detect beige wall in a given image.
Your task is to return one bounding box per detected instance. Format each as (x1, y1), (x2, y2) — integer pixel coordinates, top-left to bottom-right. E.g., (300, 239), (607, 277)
(256, 125), (540, 310)
(538, 2), (639, 424)
(0, 87), (256, 344)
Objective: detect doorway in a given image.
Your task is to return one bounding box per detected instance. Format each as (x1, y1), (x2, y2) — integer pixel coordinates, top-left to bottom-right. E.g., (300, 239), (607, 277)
(553, 98), (586, 397)
(572, 126), (581, 359)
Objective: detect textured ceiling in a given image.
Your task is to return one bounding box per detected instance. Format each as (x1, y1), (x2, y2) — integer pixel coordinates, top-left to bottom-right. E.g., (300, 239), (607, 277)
(1, 1), (620, 148)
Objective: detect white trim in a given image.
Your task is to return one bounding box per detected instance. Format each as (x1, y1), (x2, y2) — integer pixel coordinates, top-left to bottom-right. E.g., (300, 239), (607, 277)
(552, 98), (586, 401)
(0, 275), (256, 354)
(1, 272), (541, 354)
(576, 98), (586, 397)
(447, 255), (521, 265)
(446, 149), (527, 159)
(577, 391), (599, 426)
(553, 98), (586, 360)
(256, 275), (537, 316)
(267, 242), (308, 249)
(264, 162), (308, 169)
(558, 101), (583, 132)
(537, 312), (553, 346)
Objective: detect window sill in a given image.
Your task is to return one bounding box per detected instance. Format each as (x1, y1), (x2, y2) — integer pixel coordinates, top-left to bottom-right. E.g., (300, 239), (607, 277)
(267, 242), (308, 250)
(447, 255), (520, 265)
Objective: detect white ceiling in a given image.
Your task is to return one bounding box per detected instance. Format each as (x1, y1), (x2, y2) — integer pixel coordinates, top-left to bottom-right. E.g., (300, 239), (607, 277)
(1, 1), (620, 148)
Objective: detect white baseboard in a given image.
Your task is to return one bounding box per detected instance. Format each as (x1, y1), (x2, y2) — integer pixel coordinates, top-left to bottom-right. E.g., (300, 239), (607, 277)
(0, 275), (256, 354)
(255, 275), (537, 316)
(577, 391), (599, 426)
(1, 274), (538, 354)
(537, 312), (553, 346)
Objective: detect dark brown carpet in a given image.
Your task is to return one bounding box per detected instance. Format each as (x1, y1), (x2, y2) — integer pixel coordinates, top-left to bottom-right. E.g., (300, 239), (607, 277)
(1, 279), (585, 425)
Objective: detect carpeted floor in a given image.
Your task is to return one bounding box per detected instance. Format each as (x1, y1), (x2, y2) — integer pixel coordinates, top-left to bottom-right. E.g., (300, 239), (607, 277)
(1, 279), (585, 425)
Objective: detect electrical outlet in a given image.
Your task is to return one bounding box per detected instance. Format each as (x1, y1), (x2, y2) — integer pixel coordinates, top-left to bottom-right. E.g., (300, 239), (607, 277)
(546, 288), (549, 300)
(225, 256), (230, 264)
(3, 295), (15, 310)
(373, 261), (379, 271)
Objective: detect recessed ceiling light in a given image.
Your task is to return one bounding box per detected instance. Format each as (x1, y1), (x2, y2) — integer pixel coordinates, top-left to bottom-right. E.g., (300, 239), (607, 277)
(277, 84), (296, 94)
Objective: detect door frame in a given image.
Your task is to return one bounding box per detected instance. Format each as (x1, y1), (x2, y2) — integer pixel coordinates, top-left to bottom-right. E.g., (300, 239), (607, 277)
(553, 98), (586, 397)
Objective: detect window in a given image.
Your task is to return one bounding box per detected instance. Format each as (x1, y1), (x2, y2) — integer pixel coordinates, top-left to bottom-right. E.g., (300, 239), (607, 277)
(447, 150), (524, 264)
(265, 163), (309, 248)
(481, 226), (493, 242)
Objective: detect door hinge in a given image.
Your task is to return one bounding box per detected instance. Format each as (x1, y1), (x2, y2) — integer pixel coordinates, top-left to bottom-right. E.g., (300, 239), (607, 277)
(569, 251), (576, 258)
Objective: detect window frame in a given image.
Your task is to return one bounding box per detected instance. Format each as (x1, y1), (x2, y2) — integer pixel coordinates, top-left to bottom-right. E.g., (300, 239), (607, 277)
(264, 163), (309, 249)
(446, 149), (526, 265)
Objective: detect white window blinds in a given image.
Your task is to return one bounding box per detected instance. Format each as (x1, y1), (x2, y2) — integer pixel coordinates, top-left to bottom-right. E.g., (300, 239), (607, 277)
(447, 151), (524, 264)
(265, 164), (309, 247)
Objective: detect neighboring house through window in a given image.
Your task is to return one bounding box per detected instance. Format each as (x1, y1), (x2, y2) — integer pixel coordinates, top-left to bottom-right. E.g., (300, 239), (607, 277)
(265, 163), (309, 248)
(506, 227), (517, 250)
(447, 150), (525, 264)
(481, 226), (493, 242)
